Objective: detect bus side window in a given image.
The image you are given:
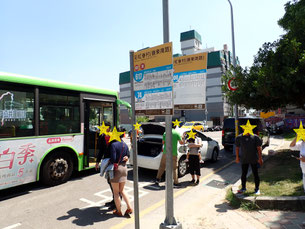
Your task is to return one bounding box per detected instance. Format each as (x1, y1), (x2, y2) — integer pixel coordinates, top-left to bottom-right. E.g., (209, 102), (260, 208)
(39, 91), (80, 135)
(0, 126), (15, 137)
(0, 88), (35, 138)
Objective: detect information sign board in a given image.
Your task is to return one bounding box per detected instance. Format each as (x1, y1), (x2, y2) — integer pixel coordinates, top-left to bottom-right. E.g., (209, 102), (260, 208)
(173, 52), (208, 110)
(133, 42), (173, 115)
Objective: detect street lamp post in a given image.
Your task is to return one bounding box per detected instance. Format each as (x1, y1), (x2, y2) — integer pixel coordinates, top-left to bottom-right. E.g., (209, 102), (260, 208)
(160, 1), (182, 229)
(227, 0), (239, 140)
(205, 107), (208, 123)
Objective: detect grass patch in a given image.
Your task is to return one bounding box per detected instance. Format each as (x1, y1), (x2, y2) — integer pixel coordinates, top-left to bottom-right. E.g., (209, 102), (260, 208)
(226, 188), (241, 209)
(240, 200), (259, 211)
(245, 150), (304, 197)
(226, 188), (259, 211)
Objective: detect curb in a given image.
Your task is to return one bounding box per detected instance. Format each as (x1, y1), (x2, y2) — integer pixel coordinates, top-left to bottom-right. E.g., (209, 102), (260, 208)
(232, 189), (305, 211)
(232, 140), (305, 211)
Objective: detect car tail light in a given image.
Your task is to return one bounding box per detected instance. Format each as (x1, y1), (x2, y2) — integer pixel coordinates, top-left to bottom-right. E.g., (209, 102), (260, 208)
(222, 130), (224, 137)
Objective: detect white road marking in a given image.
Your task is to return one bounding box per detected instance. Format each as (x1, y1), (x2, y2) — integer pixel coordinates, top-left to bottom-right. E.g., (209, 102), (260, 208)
(80, 185), (149, 209)
(79, 198), (107, 209)
(2, 223), (22, 229)
(128, 181), (161, 190)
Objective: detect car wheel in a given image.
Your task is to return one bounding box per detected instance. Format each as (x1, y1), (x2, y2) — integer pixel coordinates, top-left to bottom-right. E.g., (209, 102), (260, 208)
(211, 148), (219, 162)
(41, 151), (73, 186)
(178, 156), (188, 177)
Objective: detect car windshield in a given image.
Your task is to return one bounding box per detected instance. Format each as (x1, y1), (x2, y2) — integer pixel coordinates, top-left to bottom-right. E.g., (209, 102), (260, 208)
(183, 123), (193, 126)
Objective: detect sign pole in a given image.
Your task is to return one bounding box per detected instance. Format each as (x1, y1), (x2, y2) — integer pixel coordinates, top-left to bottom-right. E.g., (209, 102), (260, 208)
(227, 0), (239, 140)
(160, 0), (181, 228)
(130, 50), (140, 229)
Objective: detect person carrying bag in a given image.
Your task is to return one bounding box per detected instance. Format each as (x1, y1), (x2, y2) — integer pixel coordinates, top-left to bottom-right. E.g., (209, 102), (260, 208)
(109, 130), (132, 217)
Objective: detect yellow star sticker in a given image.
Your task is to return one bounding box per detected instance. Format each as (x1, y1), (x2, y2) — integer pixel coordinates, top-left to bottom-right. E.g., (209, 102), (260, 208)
(187, 129), (196, 139)
(109, 127), (124, 142)
(133, 122), (142, 131)
(240, 120), (257, 136)
(172, 119), (181, 128)
(294, 121), (305, 142)
(97, 121), (110, 136)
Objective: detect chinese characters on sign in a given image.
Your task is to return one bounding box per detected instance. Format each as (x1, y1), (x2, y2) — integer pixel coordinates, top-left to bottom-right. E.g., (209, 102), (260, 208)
(133, 42), (173, 116)
(0, 143), (35, 169)
(173, 52), (208, 110)
(0, 143), (36, 187)
(0, 148), (15, 169)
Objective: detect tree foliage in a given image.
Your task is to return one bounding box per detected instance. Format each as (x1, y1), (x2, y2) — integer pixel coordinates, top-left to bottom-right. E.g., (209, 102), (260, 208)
(136, 116), (149, 123)
(222, 0), (305, 111)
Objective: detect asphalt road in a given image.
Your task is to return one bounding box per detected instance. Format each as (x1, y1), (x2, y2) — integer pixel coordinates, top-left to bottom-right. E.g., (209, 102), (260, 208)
(0, 131), (278, 229)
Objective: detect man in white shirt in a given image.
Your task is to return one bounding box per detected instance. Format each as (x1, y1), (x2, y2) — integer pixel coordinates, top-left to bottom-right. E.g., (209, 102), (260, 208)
(290, 137), (305, 192)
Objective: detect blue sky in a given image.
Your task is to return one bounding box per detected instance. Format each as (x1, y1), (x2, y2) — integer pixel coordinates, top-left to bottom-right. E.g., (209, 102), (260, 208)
(1, 0), (288, 91)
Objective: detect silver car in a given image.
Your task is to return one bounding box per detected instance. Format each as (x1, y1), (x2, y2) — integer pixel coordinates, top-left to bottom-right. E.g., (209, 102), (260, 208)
(129, 123), (220, 177)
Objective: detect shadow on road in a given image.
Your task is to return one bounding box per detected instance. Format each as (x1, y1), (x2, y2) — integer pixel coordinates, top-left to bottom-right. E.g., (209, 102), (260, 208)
(214, 203), (231, 213)
(0, 168), (98, 201)
(57, 206), (126, 226)
(0, 182), (46, 201)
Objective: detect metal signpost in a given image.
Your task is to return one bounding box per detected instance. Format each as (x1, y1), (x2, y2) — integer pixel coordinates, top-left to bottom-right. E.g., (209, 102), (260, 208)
(130, 24), (174, 229)
(130, 51), (140, 229)
(129, 1), (237, 228)
(160, 0), (181, 228)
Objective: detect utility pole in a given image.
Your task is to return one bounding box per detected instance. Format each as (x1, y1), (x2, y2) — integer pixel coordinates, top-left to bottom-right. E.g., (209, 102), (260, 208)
(160, 0), (182, 228)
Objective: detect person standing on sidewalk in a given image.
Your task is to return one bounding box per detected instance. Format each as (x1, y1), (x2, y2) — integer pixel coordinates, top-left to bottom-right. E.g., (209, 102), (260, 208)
(186, 136), (202, 184)
(109, 129), (133, 217)
(289, 137), (305, 192)
(95, 123), (128, 210)
(95, 122), (115, 209)
(235, 120), (263, 195)
(155, 124), (185, 187)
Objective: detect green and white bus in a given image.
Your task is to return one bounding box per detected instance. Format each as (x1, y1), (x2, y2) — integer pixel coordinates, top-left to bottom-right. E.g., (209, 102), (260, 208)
(0, 72), (130, 190)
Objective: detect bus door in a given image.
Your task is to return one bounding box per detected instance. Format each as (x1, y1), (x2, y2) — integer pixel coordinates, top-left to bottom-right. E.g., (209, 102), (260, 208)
(83, 99), (115, 168)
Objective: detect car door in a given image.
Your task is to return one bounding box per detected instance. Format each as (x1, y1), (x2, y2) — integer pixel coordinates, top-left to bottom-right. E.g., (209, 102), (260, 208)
(194, 122), (203, 131)
(196, 132), (209, 160)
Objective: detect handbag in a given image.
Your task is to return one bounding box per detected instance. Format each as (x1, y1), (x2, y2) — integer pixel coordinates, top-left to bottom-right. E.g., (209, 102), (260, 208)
(100, 158), (110, 176)
(113, 144), (124, 170)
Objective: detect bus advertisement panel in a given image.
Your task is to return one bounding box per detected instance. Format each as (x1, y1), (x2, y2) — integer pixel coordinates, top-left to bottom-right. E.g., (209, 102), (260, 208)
(0, 136), (83, 190)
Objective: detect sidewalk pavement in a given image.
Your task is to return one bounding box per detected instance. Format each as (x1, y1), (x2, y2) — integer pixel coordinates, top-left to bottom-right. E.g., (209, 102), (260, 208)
(120, 137), (305, 229)
(122, 166), (269, 229)
(124, 182), (305, 229)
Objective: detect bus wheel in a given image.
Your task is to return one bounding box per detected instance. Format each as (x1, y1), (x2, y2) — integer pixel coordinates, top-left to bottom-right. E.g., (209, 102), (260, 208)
(41, 152), (73, 186)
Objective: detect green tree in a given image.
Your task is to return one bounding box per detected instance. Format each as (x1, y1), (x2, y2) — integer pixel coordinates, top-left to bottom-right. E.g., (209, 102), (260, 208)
(136, 116), (149, 123)
(222, 0), (305, 111)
